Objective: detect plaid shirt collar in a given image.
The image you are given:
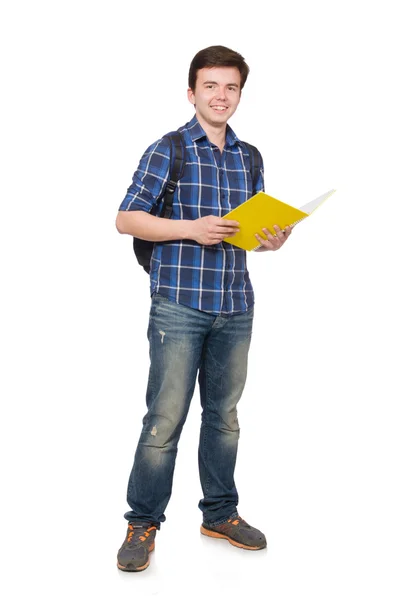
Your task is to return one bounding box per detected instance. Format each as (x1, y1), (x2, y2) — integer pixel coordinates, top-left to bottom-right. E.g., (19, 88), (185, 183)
(187, 114), (243, 148)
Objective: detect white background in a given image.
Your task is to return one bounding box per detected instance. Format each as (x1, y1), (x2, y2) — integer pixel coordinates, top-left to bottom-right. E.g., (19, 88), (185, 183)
(1, 0), (396, 598)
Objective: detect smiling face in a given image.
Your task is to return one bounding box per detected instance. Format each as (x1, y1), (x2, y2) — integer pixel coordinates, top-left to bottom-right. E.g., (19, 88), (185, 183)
(187, 66), (242, 129)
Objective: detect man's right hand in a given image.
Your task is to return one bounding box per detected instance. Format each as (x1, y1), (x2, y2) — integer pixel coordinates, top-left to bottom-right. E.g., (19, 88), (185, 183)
(187, 216), (240, 245)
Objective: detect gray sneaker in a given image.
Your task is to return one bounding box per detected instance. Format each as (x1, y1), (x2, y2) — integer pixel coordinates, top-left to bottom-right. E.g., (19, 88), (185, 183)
(201, 515), (267, 550)
(117, 522), (157, 571)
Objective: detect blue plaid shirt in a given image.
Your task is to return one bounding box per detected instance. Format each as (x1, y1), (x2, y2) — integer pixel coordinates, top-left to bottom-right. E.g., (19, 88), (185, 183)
(119, 115), (264, 316)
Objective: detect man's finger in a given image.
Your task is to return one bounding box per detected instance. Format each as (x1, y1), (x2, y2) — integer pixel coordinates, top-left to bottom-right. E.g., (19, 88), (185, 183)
(218, 228), (240, 235)
(261, 228), (273, 241)
(221, 219), (240, 227)
(255, 233), (272, 248)
(273, 225), (284, 237)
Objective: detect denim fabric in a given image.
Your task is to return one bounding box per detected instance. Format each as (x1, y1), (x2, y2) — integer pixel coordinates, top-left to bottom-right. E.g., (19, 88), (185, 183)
(124, 293), (254, 527)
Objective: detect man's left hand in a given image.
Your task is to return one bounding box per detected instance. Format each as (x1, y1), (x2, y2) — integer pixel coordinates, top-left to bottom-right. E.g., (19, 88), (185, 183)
(254, 224), (292, 252)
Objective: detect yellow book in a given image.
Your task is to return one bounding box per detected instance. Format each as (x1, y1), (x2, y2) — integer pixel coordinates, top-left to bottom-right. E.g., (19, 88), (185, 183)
(222, 189), (336, 251)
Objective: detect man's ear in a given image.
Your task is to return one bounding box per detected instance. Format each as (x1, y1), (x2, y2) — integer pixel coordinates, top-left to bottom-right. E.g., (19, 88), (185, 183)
(187, 88), (195, 106)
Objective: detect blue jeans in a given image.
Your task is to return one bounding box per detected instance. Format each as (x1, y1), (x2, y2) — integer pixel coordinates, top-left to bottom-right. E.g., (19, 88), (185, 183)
(124, 293), (254, 528)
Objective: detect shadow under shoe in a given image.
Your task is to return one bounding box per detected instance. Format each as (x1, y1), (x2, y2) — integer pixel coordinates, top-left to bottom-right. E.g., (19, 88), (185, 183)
(117, 522), (157, 572)
(201, 515), (267, 550)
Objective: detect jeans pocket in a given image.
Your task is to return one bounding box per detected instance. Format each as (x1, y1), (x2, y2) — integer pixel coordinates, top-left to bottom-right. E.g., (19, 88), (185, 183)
(151, 292), (168, 302)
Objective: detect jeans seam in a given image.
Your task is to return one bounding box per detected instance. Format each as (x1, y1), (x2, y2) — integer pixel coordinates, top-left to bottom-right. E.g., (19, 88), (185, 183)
(202, 364), (211, 496)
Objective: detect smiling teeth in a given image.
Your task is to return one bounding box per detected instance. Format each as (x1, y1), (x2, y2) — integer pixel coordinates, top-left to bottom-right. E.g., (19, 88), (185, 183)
(212, 106), (227, 111)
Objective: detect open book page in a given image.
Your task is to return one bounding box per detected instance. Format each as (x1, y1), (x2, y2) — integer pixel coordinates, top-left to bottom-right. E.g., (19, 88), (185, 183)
(288, 189), (336, 232)
(299, 189), (336, 215)
(252, 188), (336, 248)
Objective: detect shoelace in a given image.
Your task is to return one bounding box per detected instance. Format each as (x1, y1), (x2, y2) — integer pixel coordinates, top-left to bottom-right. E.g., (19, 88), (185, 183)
(127, 524), (156, 543)
(227, 516), (246, 527)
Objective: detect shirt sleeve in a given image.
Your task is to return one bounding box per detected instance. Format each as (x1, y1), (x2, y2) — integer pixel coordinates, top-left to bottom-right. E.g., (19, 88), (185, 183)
(253, 151), (265, 194)
(118, 137), (171, 212)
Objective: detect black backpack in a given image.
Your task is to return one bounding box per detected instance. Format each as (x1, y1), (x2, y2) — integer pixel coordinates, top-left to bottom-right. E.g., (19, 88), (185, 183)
(133, 131), (262, 273)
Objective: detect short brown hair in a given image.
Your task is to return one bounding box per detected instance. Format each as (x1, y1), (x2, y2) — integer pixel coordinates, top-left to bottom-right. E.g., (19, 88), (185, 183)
(188, 45), (250, 91)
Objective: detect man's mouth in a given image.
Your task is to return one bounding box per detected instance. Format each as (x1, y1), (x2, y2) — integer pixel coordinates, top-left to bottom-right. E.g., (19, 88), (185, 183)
(211, 105), (228, 112)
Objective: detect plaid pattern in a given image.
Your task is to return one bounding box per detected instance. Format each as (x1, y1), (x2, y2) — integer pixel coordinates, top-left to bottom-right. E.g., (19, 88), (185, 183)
(119, 115), (264, 316)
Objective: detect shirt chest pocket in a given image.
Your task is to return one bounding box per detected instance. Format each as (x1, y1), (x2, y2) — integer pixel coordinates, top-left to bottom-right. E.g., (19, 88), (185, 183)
(225, 169), (252, 208)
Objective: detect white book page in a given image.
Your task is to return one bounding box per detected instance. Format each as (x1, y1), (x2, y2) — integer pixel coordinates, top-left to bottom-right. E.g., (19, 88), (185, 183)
(299, 189), (336, 214)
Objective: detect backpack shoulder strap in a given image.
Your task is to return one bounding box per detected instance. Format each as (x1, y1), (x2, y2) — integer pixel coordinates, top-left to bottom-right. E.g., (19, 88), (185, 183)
(159, 131), (186, 219)
(241, 141), (263, 192)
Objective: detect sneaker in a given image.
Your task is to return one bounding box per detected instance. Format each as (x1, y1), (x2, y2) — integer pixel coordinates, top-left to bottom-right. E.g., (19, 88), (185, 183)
(200, 515), (267, 550)
(117, 522), (157, 571)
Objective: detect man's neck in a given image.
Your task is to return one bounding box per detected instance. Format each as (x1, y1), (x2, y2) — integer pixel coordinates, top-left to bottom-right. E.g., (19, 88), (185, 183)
(196, 113), (227, 152)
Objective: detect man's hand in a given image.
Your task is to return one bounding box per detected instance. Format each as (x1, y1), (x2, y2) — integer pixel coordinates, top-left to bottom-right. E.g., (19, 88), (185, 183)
(254, 225), (292, 252)
(188, 216), (240, 245)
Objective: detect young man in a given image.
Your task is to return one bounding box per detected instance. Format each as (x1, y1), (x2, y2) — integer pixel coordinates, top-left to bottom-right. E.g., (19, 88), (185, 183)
(116, 46), (291, 572)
